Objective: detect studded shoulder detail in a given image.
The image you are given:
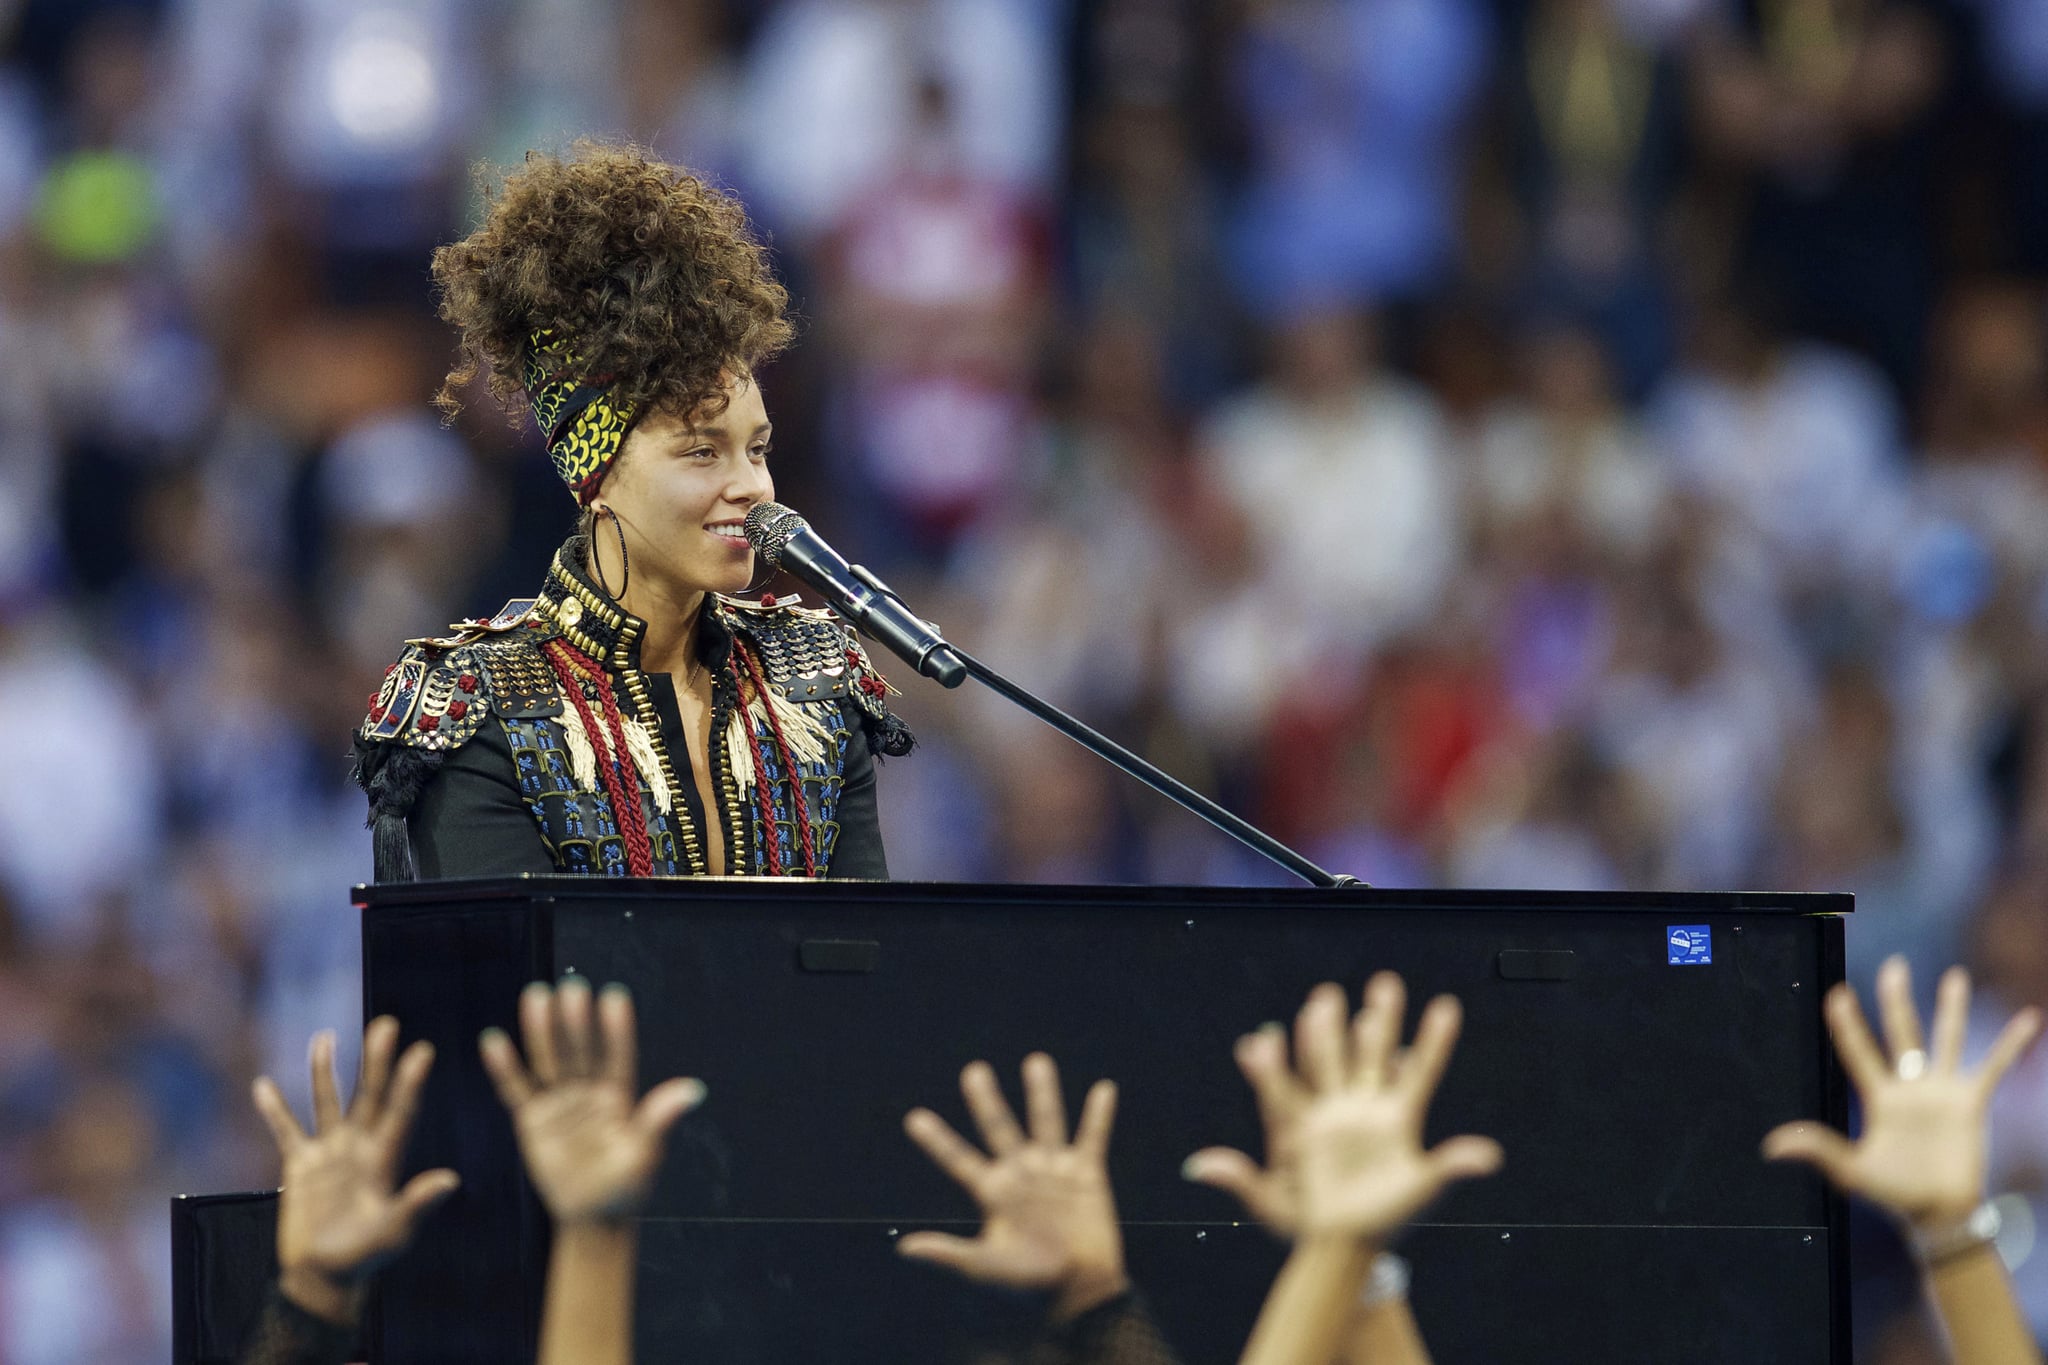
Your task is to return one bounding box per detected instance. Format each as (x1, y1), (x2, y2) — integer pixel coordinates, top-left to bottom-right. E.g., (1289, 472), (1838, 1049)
(715, 595), (896, 720)
(358, 602), (563, 752)
(358, 643), (492, 752)
(469, 629), (564, 719)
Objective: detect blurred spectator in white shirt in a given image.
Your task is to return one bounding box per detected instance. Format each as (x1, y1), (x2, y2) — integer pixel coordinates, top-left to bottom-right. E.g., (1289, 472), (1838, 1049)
(1158, 465), (1312, 760)
(1449, 734), (1627, 891)
(0, 615), (161, 942)
(1194, 307), (1462, 675)
(1469, 322), (1668, 559)
(1591, 562), (1793, 888)
(1766, 661), (1982, 992)
(0, 1076), (170, 1365)
(317, 405), (488, 656)
(1913, 281), (2048, 588)
(950, 311), (1182, 734)
(1650, 295), (1909, 586)
(735, 0), (1062, 244)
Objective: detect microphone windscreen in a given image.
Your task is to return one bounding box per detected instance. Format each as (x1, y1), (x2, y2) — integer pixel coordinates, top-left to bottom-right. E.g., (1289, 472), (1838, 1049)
(743, 501), (806, 567)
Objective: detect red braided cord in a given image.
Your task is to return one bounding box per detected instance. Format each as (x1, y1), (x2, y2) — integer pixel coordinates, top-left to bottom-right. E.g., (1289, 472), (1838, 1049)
(733, 640), (818, 877)
(585, 661), (656, 878)
(542, 640), (654, 877)
(542, 644), (632, 856)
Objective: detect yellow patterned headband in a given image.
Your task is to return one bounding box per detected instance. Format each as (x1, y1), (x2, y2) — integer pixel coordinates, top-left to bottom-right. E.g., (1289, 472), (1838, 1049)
(524, 330), (638, 504)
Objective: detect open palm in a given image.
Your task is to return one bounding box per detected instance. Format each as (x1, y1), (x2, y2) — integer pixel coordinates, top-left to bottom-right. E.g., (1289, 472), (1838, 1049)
(480, 979), (705, 1224)
(1764, 956), (2042, 1226)
(900, 1053), (1127, 1319)
(252, 1017), (460, 1320)
(1194, 975), (1501, 1246)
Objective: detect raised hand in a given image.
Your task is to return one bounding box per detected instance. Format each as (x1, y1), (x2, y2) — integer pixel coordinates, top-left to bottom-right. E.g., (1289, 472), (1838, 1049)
(1289, 974), (1503, 1243)
(1763, 955), (2043, 1228)
(899, 1052), (1129, 1321)
(479, 979), (705, 1225)
(251, 1016), (461, 1324)
(1195, 974), (1501, 1248)
(1183, 1021), (1307, 1235)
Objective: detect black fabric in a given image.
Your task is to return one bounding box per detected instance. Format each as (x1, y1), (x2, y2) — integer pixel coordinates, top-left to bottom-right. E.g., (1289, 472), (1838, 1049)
(234, 1283), (358, 1365)
(828, 698), (888, 878)
(646, 661), (748, 874)
(1018, 1292), (1184, 1365)
(408, 721), (555, 879)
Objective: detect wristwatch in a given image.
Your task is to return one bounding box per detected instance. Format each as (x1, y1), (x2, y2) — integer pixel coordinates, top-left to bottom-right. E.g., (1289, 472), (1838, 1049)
(1358, 1252), (1412, 1308)
(1909, 1201), (2002, 1267)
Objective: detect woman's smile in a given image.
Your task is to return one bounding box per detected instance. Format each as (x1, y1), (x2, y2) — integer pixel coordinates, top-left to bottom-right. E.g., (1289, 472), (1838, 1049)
(706, 519), (752, 554)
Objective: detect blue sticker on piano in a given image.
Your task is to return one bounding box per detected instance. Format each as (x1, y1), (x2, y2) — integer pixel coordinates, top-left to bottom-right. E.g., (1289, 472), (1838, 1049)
(1668, 926), (1712, 965)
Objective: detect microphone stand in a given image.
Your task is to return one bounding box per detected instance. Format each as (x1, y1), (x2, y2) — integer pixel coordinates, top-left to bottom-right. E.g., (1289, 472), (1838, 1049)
(842, 569), (1362, 889)
(948, 647), (1361, 888)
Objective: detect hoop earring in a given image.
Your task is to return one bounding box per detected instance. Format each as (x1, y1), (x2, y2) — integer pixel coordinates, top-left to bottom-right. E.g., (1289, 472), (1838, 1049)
(592, 506), (630, 600)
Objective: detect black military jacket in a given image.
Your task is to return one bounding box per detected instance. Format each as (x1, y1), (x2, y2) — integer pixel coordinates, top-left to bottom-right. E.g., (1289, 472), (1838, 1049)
(353, 536), (912, 882)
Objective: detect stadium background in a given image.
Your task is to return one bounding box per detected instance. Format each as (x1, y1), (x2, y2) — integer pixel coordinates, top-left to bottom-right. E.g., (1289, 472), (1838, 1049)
(1, 0), (2046, 1358)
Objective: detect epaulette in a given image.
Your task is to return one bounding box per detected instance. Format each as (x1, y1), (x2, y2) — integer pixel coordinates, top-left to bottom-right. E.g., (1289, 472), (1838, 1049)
(359, 601), (562, 751)
(716, 594), (897, 721)
(403, 597), (542, 648)
(358, 642), (490, 752)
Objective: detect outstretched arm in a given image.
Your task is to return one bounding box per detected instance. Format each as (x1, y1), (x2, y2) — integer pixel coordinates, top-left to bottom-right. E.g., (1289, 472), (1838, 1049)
(1228, 975), (1501, 1365)
(238, 1018), (459, 1365)
(480, 979), (704, 1365)
(1187, 1019), (1404, 1365)
(1763, 956), (2043, 1365)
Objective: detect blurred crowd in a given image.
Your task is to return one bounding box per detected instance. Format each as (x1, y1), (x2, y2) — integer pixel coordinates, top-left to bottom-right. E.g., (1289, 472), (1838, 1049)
(2, 0), (2047, 1359)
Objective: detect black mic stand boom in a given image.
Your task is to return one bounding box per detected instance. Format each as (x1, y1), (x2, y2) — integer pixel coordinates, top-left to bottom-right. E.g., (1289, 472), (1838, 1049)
(843, 566), (1361, 890)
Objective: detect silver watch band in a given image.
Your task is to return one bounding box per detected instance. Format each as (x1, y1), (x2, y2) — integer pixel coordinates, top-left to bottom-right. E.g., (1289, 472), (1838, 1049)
(1358, 1252), (1411, 1308)
(1910, 1200), (2002, 1267)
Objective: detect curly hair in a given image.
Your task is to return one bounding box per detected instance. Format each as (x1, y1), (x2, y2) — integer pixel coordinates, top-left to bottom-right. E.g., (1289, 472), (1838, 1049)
(431, 141), (793, 427)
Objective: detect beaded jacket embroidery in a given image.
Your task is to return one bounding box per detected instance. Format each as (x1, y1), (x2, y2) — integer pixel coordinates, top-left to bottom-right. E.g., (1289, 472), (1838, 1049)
(352, 537), (913, 881)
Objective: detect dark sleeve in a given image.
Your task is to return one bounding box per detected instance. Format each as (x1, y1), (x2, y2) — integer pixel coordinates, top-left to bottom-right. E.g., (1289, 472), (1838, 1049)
(826, 700), (889, 879)
(408, 721), (557, 879)
(1022, 1292), (1184, 1365)
(235, 1284), (358, 1365)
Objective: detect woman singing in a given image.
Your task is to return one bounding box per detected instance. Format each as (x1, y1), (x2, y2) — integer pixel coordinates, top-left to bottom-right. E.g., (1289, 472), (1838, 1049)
(354, 143), (912, 883)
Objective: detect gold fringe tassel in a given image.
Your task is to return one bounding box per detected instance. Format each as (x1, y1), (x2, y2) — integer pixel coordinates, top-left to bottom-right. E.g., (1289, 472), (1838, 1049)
(724, 681), (836, 799)
(620, 715), (672, 815)
(725, 706), (757, 797)
(554, 690), (672, 815)
(556, 698), (602, 793)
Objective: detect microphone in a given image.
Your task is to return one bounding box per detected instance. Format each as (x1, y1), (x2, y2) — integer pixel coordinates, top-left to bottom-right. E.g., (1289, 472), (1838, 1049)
(743, 502), (967, 687)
